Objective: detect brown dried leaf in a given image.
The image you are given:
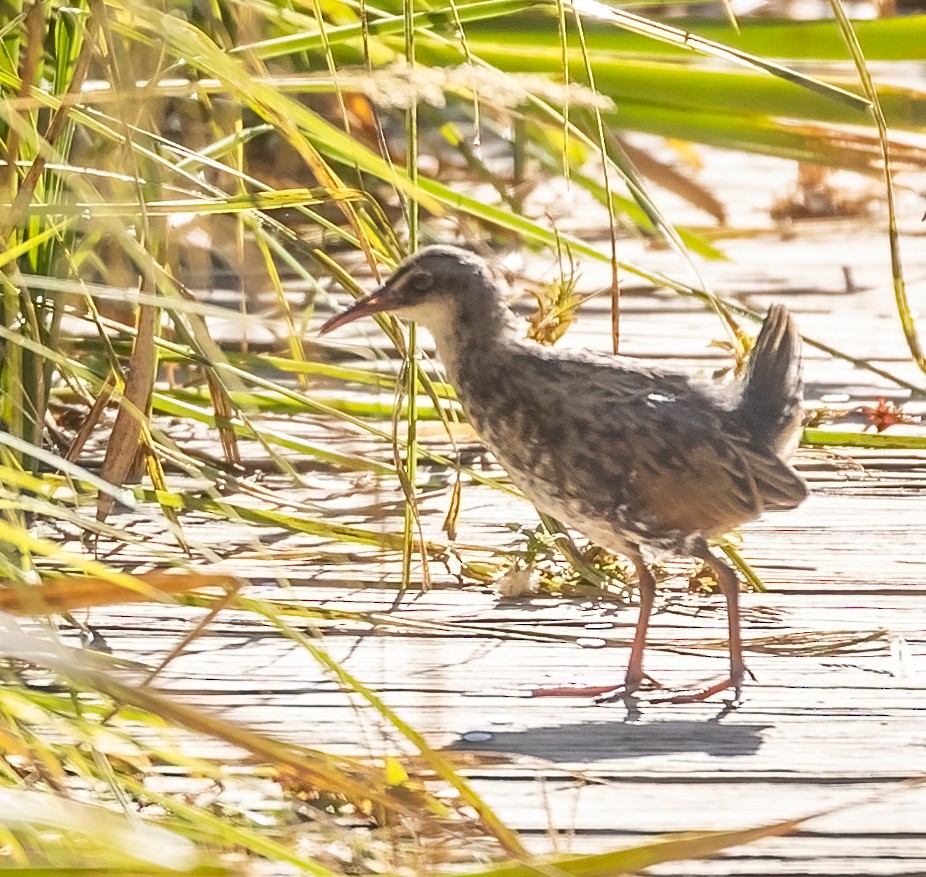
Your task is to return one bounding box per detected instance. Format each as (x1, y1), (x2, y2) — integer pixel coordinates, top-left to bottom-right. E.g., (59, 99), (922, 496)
(97, 300), (157, 522)
(0, 570), (240, 615)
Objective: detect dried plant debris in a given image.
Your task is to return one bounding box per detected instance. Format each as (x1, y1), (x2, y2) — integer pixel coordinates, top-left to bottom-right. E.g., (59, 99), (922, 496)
(771, 165), (879, 222)
(854, 398), (923, 433)
(804, 397), (924, 432)
(503, 522), (634, 596)
(525, 251), (585, 346)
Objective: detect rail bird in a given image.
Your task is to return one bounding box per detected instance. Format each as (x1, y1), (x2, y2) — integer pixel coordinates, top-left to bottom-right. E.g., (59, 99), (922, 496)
(321, 246), (807, 703)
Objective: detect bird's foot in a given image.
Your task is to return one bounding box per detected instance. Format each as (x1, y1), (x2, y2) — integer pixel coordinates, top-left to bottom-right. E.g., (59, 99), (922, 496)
(646, 665), (752, 705)
(531, 674), (662, 700)
(593, 674), (664, 704)
(646, 677), (741, 705)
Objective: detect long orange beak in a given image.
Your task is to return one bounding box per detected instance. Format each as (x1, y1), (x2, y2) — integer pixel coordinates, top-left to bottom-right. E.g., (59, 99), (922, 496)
(319, 284), (393, 335)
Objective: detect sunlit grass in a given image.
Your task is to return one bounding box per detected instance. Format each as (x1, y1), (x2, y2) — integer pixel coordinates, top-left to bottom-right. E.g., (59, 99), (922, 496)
(1, 0), (925, 871)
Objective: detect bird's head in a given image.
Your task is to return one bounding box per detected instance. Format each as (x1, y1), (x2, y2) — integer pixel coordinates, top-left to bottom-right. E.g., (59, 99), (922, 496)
(319, 245), (502, 336)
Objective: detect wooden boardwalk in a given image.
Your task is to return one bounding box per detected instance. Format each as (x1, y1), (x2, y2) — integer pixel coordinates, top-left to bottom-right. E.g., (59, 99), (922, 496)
(84, 341), (926, 875)
(61, 148), (926, 874)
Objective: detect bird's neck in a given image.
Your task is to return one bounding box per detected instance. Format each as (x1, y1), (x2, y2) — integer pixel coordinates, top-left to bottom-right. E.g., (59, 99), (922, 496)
(427, 300), (521, 384)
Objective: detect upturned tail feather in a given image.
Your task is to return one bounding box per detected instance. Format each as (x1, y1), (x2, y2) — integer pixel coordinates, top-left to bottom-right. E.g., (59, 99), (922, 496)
(737, 304), (803, 458)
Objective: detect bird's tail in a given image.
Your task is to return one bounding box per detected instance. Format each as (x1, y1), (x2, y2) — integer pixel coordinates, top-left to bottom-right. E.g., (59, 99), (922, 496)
(737, 304), (803, 457)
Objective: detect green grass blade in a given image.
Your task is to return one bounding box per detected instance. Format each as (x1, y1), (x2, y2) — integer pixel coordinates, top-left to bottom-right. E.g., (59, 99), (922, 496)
(829, 1), (924, 376)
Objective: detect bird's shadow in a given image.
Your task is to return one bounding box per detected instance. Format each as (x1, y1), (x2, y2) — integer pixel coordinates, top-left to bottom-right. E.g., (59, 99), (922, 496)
(449, 716), (767, 763)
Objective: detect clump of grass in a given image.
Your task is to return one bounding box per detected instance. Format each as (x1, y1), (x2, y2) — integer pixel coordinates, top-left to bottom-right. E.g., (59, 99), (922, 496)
(526, 245), (585, 346)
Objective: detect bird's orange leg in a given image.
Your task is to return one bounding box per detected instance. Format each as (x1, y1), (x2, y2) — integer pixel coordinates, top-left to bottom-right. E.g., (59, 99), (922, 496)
(533, 548), (751, 705)
(532, 559), (663, 699)
(592, 561), (662, 702)
(648, 544), (748, 705)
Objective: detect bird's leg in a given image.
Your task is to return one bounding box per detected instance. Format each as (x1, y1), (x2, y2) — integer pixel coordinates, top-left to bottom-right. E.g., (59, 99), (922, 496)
(650, 543), (747, 705)
(531, 557), (662, 700)
(593, 560), (662, 703)
(626, 561), (659, 690)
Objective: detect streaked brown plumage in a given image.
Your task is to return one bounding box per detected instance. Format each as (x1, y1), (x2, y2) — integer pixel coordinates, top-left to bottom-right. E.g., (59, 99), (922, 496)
(321, 246), (807, 703)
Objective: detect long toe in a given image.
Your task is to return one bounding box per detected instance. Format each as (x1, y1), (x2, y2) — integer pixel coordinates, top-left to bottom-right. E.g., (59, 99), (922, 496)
(593, 674), (664, 705)
(648, 676), (742, 705)
(532, 682), (636, 698)
(531, 674), (663, 701)
(594, 686), (637, 705)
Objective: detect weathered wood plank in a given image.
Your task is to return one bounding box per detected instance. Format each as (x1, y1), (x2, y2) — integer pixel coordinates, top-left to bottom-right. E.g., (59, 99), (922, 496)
(45, 142), (926, 874)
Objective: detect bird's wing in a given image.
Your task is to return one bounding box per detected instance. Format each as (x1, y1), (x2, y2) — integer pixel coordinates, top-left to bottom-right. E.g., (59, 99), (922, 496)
(515, 351), (806, 537)
(620, 416), (807, 537)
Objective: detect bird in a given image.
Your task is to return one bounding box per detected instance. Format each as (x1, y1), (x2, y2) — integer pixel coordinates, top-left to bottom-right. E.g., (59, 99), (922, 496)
(320, 245), (808, 703)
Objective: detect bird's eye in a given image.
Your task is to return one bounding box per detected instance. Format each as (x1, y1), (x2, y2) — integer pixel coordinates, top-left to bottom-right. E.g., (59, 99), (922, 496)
(411, 274), (433, 293)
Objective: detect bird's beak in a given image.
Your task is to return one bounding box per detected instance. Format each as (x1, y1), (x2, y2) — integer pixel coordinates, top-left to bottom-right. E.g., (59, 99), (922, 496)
(318, 282), (396, 335)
